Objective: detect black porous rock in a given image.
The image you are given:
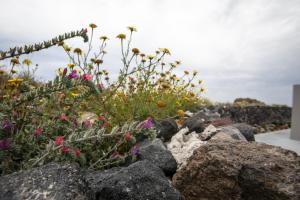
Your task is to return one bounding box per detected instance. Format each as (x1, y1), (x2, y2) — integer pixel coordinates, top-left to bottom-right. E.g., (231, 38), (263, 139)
(85, 160), (184, 200)
(232, 123), (255, 141)
(155, 118), (178, 142)
(137, 138), (177, 176)
(0, 162), (88, 200)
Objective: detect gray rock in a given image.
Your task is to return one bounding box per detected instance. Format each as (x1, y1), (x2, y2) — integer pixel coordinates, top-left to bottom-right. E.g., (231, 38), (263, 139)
(0, 163), (88, 200)
(173, 140), (300, 200)
(232, 123), (255, 141)
(155, 118), (178, 142)
(137, 138), (177, 176)
(85, 160), (183, 200)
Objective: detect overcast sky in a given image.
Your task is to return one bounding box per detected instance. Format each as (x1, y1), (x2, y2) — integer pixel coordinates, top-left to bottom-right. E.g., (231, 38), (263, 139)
(1, 0), (300, 105)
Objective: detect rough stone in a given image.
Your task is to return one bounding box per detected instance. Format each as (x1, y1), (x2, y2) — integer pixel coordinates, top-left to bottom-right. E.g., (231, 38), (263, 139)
(0, 163), (88, 200)
(137, 138), (177, 176)
(232, 123), (255, 141)
(155, 118), (179, 142)
(173, 140), (300, 200)
(85, 160), (183, 200)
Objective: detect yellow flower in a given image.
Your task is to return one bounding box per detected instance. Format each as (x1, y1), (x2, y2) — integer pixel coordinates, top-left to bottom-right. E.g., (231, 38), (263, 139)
(159, 48), (171, 55)
(132, 48), (140, 55)
(71, 92), (80, 97)
(184, 70), (189, 75)
(156, 100), (166, 108)
(57, 68), (63, 76)
(201, 87), (205, 92)
(175, 101), (182, 107)
(22, 58), (32, 66)
(10, 58), (19, 66)
(74, 48), (82, 55)
(147, 55), (155, 60)
(63, 45), (71, 52)
(100, 36), (109, 41)
(7, 78), (24, 83)
(177, 109), (185, 117)
(193, 70), (198, 76)
(89, 23), (97, 28)
(127, 26), (137, 32)
(67, 63), (75, 68)
(189, 91), (195, 97)
(198, 80), (203, 84)
(116, 33), (126, 40)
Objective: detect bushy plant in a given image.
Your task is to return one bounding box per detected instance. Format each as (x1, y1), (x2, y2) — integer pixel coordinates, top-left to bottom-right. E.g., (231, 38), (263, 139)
(0, 24), (209, 175)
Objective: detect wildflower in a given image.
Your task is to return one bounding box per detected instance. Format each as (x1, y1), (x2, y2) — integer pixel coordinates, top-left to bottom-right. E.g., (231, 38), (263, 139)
(189, 92), (195, 97)
(156, 100), (166, 108)
(10, 58), (20, 66)
(22, 58), (32, 66)
(123, 132), (132, 141)
(201, 87), (205, 92)
(7, 78), (23, 84)
(98, 115), (106, 121)
(63, 45), (71, 52)
(155, 50), (160, 54)
(63, 68), (68, 76)
(184, 70), (189, 75)
(74, 48), (82, 55)
(159, 48), (171, 55)
(132, 48), (140, 55)
(175, 60), (181, 65)
(89, 23), (97, 28)
(0, 138), (10, 150)
(34, 127), (42, 136)
(140, 53), (145, 57)
(198, 80), (203, 84)
(74, 147), (80, 156)
(130, 145), (138, 156)
(177, 109), (185, 117)
(147, 55), (155, 60)
(82, 120), (92, 129)
(94, 59), (103, 65)
(100, 36), (109, 41)
(191, 83), (195, 87)
(82, 73), (92, 81)
(54, 136), (64, 145)
(60, 113), (68, 121)
(0, 70), (5, 75)
(127, 26), (137, 32)
(71, 92), (79, 97)
(142, 117), (153, 129)
(68, 70), (78, 79)
(2, 120), (12, 131)
(193, 70), (198, 76)
(62, 146), (70, 153)
(10, 69), (17, 74)
(116, 33), (126, 40)
(82, 28), (88, 33)
(67, 63), (75, 68)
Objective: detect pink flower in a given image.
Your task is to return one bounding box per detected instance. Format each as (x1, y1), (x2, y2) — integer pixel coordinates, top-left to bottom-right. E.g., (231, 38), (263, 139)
(142, 117), (153, 129)
(74, 147), (80, 156)
(54, 136), (64, 145)
(34, 128), (42, 136)
(98, 115), (106, 121)
(82, 73), (92, 81)
(59, 113), (68, 121)
(62, 146), (70, 153)
(82, 28), (88, 33)
(82, 120), (92, 129)
(123, 132), (132, 141)
(130, 145), (138, 156)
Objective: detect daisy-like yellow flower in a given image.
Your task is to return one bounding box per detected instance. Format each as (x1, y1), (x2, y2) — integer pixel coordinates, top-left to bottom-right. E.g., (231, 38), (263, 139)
(177, 109), (185, 117)
(116, 33), (126, 40)
(147, 55), (155, 60)
(89, 23), (97, 29)
(156, 100), (166, 108)
(132, 48), (140, 55)
(22, 58), (32, 66)
(100, 36), (109, 41)
(74, 48), (82, 55)
(198, 80), (203, 84)
(67, 63), (75, 68)
(159, 48), (171, 55)
(127, 26), (137, 32)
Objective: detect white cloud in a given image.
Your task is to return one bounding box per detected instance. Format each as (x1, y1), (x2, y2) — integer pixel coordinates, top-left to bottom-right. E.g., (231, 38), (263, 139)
(1, 0), (300, 105)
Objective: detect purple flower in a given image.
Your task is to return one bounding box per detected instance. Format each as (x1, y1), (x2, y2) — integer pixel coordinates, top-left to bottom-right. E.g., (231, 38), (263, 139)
(82, 120), (92, 129)
(0, 138), (10, 150)
(68, 70), (78, 79)
(142, 117), (153, 129)
(130, 145), (138, 156)
(2, 120), (12, 131)
(63, 68), (68, 76)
